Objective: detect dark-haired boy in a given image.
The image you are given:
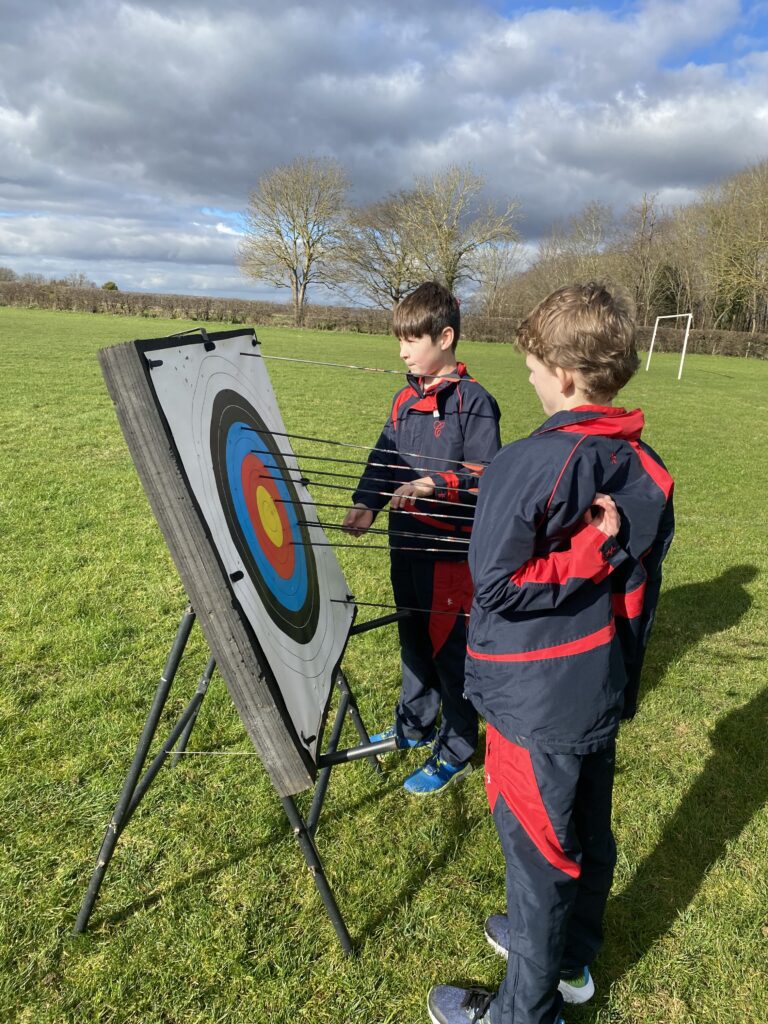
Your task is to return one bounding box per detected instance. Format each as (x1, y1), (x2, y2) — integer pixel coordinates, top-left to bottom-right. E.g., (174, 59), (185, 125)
(428, 283), (674, 1023)
(343, 281), (501, 795)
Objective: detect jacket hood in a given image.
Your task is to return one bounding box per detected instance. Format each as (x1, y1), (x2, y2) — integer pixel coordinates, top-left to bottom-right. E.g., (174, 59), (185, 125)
(534, 405), (645, 441)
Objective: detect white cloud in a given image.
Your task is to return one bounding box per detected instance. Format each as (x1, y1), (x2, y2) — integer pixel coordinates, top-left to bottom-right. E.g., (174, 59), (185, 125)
(0, 211), (235, 261)
(0, 0), (767, 297)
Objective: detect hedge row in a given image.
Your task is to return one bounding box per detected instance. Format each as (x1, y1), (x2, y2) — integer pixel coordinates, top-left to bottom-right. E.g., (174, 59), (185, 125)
(2, 281), (767, 357)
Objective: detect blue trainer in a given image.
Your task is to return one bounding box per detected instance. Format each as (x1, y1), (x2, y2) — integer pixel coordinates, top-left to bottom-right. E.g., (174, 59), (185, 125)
(403, 754), (471, 795)
(368, 724), (436, 749)
(428, 985), (494, 1023)
(484, 914), (594, 1005)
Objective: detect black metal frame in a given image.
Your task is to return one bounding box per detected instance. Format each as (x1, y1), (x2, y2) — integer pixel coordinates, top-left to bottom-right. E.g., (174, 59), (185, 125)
(74, 606), (404, 953)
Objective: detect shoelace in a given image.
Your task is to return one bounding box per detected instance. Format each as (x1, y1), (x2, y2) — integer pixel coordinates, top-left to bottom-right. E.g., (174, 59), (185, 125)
(460, 987), (495, 1022)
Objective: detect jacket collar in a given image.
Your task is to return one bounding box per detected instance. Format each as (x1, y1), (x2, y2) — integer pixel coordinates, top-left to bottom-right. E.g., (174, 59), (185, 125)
(406, 361), (469, 397)
(533, 405), (645, 440)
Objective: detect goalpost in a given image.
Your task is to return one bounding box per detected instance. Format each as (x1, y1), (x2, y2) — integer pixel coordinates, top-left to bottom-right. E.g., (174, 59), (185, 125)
(645, 313), (693, 380)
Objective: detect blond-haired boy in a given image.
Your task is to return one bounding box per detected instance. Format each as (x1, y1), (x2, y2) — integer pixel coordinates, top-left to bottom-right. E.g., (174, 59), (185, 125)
(428, 283), (674, 1024)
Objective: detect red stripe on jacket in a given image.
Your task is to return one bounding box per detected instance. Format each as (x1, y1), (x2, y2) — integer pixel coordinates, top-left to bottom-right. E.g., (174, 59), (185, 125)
(629, 442), (674, 499)
(485, 725), (580, 878)
(410, 509), (473, 534)
(433, 470), (461, 502)
(545, 408), (672, 500)
(468, 621), (615, 663)
(543, 436), (588, 515)
(391, 386), (417, 427)
(411, 510), (462, 533)
(510, 524), (610, 587)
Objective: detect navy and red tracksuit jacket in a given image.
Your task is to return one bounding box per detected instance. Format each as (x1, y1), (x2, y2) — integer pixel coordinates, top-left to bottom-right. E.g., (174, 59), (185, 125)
(352, 363), (501, 560)
(465, 405), (675, 754)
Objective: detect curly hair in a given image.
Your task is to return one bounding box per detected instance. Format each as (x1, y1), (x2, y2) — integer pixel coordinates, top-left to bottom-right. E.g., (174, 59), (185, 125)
(517, 282), (639, 399)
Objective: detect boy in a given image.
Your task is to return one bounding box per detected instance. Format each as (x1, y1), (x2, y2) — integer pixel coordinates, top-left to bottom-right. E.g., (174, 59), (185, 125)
(427, 283), (674, 1022)
(342, 281), (501, 795)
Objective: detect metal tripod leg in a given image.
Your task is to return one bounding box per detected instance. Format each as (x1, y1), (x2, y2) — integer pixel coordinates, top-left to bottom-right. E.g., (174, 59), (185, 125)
(306, 685), (350, 836)
(280, 795), (353, 955)
(73, 606), (196, 934)
(171, 655), (216, 766)
(337, 669), (382, 774)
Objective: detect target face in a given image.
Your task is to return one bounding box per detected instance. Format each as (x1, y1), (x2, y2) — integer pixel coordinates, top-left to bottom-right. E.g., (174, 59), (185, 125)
(211, 390), (319, 644)
(137, 332), (354, 760)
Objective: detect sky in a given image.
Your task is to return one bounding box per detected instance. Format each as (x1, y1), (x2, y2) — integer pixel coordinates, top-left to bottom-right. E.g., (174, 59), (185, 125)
(1, 0), (768, 301)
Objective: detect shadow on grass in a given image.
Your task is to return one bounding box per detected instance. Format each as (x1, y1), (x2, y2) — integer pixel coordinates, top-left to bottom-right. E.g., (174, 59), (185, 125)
(604, 683), (768, 988)
(599, 565), (765, 992)
(96, 836), (279, 930)
(636, 564), (759, 709)
(354, 782), (476, 944)
(82, 762), (403, 935)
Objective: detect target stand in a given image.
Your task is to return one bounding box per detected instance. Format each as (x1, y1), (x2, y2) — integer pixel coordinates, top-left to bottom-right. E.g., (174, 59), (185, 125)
(74, 327), (411, 953)
(74, 604), (407, 953)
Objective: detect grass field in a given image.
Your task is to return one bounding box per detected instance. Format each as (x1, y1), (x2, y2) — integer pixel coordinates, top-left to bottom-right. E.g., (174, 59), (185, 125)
(1, 306), (766, 1024)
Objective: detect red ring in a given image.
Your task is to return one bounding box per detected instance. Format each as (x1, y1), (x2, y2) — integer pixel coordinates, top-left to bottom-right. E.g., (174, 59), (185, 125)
(241, 453), (296, 580)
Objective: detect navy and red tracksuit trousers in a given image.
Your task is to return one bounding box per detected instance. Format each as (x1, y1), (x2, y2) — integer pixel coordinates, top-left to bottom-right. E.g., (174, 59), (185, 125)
(391, 553), (477, 766)
(485, 726), (617, 1024)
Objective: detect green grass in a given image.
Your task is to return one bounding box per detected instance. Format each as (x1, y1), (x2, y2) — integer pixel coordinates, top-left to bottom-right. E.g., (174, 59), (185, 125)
(1, 306), (766, 1024)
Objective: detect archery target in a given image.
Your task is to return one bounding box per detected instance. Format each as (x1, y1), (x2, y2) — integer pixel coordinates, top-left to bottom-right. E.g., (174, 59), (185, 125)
(141, 333), (354, 759)
(210, 390), (319, 644)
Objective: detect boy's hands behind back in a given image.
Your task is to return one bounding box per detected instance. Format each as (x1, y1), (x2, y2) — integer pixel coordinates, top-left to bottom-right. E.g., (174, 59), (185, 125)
(584, 493), (620, 537)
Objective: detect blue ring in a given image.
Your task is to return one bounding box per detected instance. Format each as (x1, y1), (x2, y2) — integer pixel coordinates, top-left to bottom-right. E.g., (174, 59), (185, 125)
(224, 422), (309, 612)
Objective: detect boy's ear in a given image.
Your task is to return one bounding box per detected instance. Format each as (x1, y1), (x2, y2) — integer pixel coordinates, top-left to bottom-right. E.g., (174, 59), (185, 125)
(555, 366), (574, 395)
(437, 326), (454, 351)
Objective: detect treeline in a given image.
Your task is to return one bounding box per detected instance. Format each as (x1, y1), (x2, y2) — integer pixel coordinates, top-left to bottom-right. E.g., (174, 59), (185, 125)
(2, 276), (766, 358)
(3, 156), (768, 358)
(485, 161), (768, 338)
(237, 157), (768, 345)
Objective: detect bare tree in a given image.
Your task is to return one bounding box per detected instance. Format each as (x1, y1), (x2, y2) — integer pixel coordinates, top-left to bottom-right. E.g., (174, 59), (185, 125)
(506, 201), (617, 316)
(469, 242), (525, 318)
(336, 192), (421, 308)
(239, 157), (349, 325)
(562, 201), (617, 280)
(402, 165), (519, 293)
(715, 162), (768, 333)
(619, 194), (665, 325)
(649, 161), (768, 332)
(57, 271), (97, 288)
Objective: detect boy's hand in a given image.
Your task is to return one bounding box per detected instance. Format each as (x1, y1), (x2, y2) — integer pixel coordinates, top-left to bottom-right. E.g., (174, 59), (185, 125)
(342, 504), (374, 537)
(391, 477), (435, 510)
(584, 493), (620, 537)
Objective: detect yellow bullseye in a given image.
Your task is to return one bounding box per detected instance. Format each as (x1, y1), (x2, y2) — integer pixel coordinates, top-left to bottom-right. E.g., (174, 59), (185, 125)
(256, 486), (284, 547)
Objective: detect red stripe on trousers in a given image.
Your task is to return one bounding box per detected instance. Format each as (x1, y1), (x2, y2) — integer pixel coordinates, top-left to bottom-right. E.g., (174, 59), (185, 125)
(428, 560), (473, 655)
(485, 725), (580, 878)
(612, 582), (646, 618)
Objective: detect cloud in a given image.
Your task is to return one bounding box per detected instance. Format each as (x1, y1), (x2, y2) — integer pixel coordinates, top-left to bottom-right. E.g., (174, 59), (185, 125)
(0, 211), (238, 263)
(1, 0), (767, 296)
